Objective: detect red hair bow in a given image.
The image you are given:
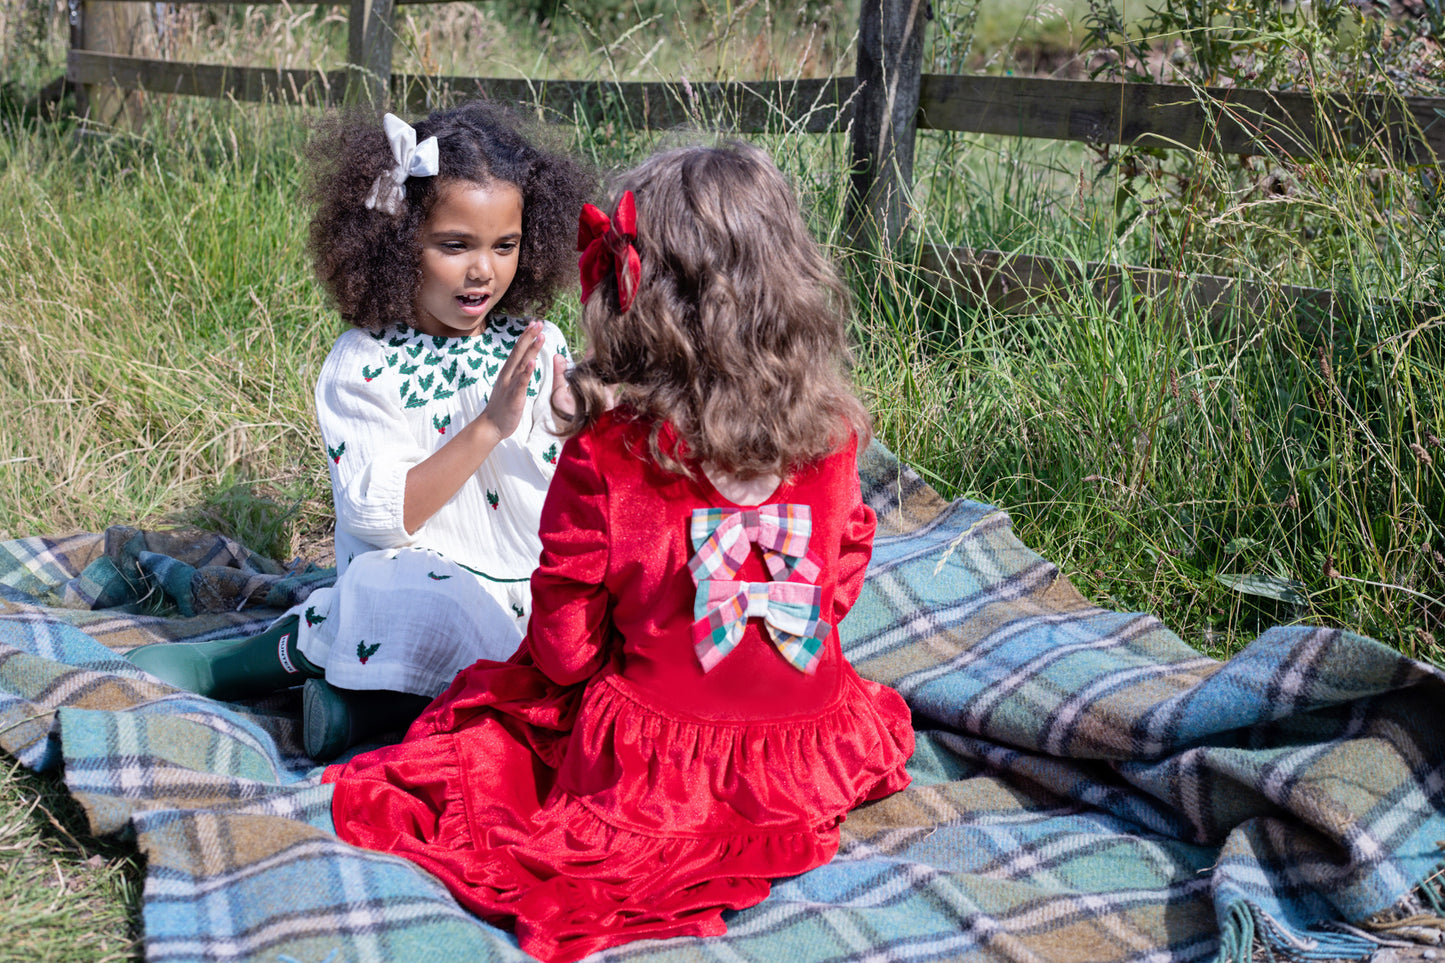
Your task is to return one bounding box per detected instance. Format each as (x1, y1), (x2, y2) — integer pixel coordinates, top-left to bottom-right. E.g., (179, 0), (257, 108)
(577, 191), (641, 312)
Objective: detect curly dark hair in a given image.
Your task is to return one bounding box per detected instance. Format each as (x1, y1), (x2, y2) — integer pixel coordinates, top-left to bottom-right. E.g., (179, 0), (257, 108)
(562, 142), (870, 480)
(306, 101), (595, 331)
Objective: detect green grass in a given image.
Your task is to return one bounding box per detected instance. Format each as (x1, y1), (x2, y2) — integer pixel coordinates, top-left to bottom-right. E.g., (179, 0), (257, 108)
(0, 761), (141, 962)
(1, 0), (1443, 953)
(2, 94), (1442, 961)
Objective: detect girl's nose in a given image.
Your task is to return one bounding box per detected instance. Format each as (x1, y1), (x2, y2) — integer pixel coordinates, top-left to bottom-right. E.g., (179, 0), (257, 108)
(467, 255), (491, 283)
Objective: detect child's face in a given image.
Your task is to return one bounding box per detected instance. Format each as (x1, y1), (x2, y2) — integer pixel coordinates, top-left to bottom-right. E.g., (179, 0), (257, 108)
(413, 179), (523, 338)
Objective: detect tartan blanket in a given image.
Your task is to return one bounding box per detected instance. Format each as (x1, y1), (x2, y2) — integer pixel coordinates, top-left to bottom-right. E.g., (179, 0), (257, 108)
(2, 444), (1444, 963)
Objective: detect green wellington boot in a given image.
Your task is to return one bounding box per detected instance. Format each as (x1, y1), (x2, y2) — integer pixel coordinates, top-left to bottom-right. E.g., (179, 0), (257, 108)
(127, 615), (321, 700)
(302, 679), (432, 761)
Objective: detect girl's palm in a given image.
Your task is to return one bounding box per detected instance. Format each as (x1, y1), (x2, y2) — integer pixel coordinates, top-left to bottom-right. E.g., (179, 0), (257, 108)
(483, 322), (544, 439)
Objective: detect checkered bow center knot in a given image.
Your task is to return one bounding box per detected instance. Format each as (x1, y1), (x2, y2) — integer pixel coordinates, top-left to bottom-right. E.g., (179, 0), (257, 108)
(687, 505), (832, 675)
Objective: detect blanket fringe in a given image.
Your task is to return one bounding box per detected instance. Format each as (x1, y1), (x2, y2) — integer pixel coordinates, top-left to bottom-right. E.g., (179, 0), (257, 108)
(1361, 860), (1445, 946)
(1217, 902), (1259, 963)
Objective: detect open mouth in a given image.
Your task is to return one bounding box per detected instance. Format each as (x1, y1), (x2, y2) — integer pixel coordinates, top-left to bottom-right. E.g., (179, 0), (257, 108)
(458, 293), (489, 308)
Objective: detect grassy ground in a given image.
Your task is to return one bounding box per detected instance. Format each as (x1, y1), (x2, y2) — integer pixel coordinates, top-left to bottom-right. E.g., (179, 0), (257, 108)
(0, 760), (141, 962)
(1, 0), (1443, 955)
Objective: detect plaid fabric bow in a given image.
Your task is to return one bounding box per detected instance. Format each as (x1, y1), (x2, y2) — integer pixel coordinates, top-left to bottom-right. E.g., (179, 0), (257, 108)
(688, 506), (831, 674)
(688, 505), (820, 583)
(577, 191), (641, 312)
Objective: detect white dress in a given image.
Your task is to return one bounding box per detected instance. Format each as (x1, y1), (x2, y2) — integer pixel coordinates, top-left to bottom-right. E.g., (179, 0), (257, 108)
(287, 316), (568, 696)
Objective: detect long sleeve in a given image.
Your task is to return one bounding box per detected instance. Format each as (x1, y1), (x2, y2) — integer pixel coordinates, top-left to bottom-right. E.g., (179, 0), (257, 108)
(526, 430), (612, 687)
(831, 439), (876, 624)
(316, 332), (426, 550)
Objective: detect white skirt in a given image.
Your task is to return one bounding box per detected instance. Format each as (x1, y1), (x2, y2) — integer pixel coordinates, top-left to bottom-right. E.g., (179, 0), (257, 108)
(287, 547), (527, 696)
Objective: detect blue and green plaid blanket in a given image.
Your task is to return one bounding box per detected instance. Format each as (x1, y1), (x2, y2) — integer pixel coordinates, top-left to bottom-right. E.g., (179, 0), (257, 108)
(2, 445), (1443, 963)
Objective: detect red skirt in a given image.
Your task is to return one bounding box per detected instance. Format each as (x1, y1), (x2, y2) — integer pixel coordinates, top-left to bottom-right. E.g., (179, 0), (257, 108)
(326, 656), (913, 962)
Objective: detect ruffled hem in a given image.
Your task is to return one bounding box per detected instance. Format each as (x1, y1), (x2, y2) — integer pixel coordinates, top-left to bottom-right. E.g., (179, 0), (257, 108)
(375, 789), (830, 962)
(553, 669), (913, 836)
(327, 657), (913, 962)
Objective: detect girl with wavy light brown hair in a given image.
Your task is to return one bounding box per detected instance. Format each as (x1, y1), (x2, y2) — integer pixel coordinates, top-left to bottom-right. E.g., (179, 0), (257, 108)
(564, 140), (871, 483)
(325, 141), (912, 963)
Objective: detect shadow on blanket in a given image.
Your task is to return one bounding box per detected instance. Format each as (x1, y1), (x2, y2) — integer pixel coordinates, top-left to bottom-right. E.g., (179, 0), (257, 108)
(2, 442), (1443, 963)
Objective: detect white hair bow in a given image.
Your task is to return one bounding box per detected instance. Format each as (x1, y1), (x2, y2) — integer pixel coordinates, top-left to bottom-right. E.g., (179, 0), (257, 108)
(363, 113), (440, 215)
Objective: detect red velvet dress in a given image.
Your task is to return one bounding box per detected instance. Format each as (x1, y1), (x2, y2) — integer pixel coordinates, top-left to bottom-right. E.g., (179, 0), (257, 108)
(324, 411), (914, 962)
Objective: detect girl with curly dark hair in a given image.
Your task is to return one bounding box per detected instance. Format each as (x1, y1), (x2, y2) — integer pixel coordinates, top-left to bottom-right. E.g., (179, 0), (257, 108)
(130, 102), (595, 761)
(324, 142), (913, 962)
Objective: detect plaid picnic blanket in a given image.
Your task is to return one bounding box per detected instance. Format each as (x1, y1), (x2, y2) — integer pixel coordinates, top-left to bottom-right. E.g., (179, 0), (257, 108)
(2, 443), (1443, 963)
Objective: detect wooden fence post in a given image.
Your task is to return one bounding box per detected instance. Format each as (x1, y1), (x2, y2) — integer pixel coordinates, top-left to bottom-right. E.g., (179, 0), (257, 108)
(68, 0), (87, 118)
(847, 0), (928, 250)
(346, 0), (394, 108)
(71, 0), (158, 127)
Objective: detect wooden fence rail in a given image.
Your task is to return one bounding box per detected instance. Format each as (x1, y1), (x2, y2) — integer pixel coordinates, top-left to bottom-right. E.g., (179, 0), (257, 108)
(69, 52), (1445, 156)
(66, 0), (1445, 314)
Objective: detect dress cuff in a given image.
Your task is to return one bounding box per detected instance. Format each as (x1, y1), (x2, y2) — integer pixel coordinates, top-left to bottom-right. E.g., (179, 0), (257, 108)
(335, 455), (416, 547)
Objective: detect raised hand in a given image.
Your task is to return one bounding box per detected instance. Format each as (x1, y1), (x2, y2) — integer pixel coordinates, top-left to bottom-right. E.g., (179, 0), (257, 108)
(402, 321), (543, 534)
(480, 321), (545, 440)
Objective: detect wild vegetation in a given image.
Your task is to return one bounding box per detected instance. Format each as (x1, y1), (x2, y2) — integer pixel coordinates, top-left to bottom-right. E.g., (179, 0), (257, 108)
(1, 0), (1442, 955)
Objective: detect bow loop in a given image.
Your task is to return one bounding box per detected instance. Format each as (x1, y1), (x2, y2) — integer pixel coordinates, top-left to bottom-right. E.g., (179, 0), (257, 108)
(688, 505), (816, 583)
(577, 191), (641, 312)
(364, 113), (439, 215)
(692, 578), (831, 674)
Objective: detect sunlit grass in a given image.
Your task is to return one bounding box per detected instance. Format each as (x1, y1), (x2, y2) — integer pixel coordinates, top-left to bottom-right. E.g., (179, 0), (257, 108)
(0, 0), (1443, 952)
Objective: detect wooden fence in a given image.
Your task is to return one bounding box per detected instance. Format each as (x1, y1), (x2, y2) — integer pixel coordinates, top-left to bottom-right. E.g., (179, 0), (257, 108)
(67, 0), (1445, 320)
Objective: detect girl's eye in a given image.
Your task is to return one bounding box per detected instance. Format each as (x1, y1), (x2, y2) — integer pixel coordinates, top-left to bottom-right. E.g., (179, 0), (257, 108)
(497, 241), (518, 254)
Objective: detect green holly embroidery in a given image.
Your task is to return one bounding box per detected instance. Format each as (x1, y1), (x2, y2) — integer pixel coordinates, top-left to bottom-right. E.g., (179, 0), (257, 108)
(543, 443), (559, 464)
(304, 605), (326, 627)
(327, 441), (346, 464)
(511, 604), (525, 619)
(433, 413), (452, 435)
(487, 489), (500, 510)
(375, 322), (533, 408)
(357, 641), (381, 664)
(427, 571), (452, 581)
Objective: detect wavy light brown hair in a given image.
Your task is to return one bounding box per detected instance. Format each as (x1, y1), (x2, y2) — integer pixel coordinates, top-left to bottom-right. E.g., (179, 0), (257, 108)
(306, 101), (594, 331)
(563, 142), (869, 480)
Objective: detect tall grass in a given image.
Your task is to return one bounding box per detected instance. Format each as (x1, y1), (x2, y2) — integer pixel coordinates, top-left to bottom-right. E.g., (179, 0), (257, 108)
(3, 91), (1438, 652)
(0, 0), (1442, 954)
